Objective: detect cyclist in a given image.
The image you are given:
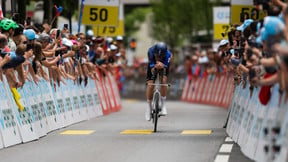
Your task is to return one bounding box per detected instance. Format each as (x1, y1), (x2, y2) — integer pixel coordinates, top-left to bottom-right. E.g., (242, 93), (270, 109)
(145, 42), (172, 121)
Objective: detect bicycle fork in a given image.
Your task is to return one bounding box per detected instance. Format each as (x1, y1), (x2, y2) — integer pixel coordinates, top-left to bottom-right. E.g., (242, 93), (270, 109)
(152, 91), (162, 116)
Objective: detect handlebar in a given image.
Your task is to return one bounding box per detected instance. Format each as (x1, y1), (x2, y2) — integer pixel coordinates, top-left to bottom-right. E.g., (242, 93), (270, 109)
(146, 83), (171, 87)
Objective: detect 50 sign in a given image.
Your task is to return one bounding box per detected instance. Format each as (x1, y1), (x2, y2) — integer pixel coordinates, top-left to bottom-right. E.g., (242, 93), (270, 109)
(82, 5), (119, 26)
(231, 5), (265, 24)
(241, 7), (260, 20)
(90, 8), (108, 22)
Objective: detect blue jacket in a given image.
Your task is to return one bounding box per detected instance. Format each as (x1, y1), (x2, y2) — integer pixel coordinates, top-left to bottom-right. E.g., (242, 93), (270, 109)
(147, 45), (172, 68)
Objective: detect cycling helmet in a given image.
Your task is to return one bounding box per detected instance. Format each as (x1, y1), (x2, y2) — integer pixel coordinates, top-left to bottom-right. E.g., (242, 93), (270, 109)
(154, 42), (167, 58)
(0, 18), (19, 31)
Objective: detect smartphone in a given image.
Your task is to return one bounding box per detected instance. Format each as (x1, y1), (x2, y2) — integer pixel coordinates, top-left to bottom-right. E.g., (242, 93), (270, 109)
(56, 29), (61, 38)
(249, 69), (256, 81)
(12, 13), (20, 23)
(0, 52), (9, 58)
(26, 44), (34, 51)
(26, 17), (31, 26)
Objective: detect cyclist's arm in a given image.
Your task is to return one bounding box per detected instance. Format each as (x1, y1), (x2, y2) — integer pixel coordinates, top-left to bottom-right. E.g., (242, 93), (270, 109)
(162, 50), (172, 68)
(148, 49), (156, 68)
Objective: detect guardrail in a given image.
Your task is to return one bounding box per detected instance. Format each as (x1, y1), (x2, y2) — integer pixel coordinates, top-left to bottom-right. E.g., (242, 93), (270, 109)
(181, 74), (234, 108)
(227, 82), (288, 162)
(0, 68), (121, 148)
(181, 75), (288, 162)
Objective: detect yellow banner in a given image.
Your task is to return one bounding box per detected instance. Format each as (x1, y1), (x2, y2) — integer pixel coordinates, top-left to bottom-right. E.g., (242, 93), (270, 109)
(214, 24), (230, 40)
(231, 5), (265, 24)
(82, 5), (119, 26)
(93, 20), (124, 37)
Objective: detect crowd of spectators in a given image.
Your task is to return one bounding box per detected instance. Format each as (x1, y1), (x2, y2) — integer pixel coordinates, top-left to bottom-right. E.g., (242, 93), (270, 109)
(0, 16), (128, 94)
(184, 0), (288, 106)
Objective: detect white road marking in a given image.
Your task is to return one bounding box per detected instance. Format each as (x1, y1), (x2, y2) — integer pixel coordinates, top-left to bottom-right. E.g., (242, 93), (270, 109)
(219, 144), (234, 153)
(225, 137), (233, 142)
(214, 155), (230, 162)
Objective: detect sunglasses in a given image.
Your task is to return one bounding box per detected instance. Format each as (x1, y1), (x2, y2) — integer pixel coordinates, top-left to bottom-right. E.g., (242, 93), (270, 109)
(22, 41), (28, 44)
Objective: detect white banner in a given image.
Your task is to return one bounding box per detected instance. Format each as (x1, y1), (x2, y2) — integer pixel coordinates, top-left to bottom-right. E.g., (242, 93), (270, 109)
(231, 0), (253, 5)
(213, 7), (230, 24)
(84, 0), (119, 6)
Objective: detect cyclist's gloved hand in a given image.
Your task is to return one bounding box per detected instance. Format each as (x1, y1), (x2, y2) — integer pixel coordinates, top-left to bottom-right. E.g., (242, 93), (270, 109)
(155, 61), (164, 69)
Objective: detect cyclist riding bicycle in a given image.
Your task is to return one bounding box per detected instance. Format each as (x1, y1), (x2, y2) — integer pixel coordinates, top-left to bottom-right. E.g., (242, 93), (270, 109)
(145, 42), (172, 121)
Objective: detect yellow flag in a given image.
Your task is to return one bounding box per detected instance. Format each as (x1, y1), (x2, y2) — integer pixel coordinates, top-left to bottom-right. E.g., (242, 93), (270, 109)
(11, 88), (24, 111)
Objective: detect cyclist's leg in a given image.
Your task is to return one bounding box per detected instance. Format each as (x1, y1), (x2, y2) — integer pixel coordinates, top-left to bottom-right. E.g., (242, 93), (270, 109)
(145, 66), (155, 121)
(160, 76), (168, 96)
(160, 67), (169, 115)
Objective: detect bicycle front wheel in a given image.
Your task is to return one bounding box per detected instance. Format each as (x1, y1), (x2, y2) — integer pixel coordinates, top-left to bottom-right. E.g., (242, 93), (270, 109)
(153, 92), (160, 132)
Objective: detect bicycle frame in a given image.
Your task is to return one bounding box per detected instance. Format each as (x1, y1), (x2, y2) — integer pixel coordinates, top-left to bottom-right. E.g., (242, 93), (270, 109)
(147, 71), (169, 132)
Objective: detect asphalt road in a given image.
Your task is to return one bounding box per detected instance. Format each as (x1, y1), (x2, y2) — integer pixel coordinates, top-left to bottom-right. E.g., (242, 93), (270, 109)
(0, 100), (253, 162)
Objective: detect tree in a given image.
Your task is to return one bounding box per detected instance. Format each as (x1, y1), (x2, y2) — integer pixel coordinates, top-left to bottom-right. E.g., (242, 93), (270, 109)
(43, 0), (79, 26)
(43, 0), (53, 23)
(150, 0), (219, 47)
(18, 0), (26, 24)
(151, 0), (184, 50)
(124, 7), (150, 40)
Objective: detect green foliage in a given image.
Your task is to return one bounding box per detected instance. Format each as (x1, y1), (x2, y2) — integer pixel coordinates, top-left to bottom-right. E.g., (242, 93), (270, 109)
(124, 7), (151, 39)
(150, 0), (220, 49)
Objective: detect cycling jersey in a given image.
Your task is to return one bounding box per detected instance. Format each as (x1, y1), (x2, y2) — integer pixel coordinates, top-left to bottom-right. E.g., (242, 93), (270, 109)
(147, 44), (172, 68)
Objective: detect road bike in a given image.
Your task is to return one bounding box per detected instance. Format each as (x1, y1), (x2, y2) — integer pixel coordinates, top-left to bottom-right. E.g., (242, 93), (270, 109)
(147, 69), (170, 132)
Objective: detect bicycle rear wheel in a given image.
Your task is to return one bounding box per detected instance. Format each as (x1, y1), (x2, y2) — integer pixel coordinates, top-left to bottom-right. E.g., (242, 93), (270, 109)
(153, 93), (160, 132)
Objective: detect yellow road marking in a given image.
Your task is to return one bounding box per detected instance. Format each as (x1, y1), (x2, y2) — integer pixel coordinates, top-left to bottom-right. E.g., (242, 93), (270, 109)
(120, 130), (153, 135)
(181, 130), (212, 135)
(60, 130), (95, 135)
(124, 99), (139, 103)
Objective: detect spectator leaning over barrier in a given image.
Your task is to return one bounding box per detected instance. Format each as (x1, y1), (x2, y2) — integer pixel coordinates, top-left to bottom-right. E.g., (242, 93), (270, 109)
(198, 50), (209, 78)
(206, 49), (218, 75)
(77, 33), (86, 45)
(60, 37), (75, 80)
(191, 55), (200, 79)
(0, 18), (18, 52)
(184, 55), (193, 81)
(2, 43), (34, 89)
(13, 24), (25, 46)
(23, 29), (40, 84)
(91, 46), (105, 66)
(76, 42), (89, 86)
(250, 16), (288, 103)
(116, 35), (124, 49)
(0, 34), (12, 73)
(87, 40), (95, 61)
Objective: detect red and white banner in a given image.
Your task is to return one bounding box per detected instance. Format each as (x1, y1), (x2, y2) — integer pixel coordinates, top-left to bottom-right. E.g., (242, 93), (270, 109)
(181, 75), (234, 109)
